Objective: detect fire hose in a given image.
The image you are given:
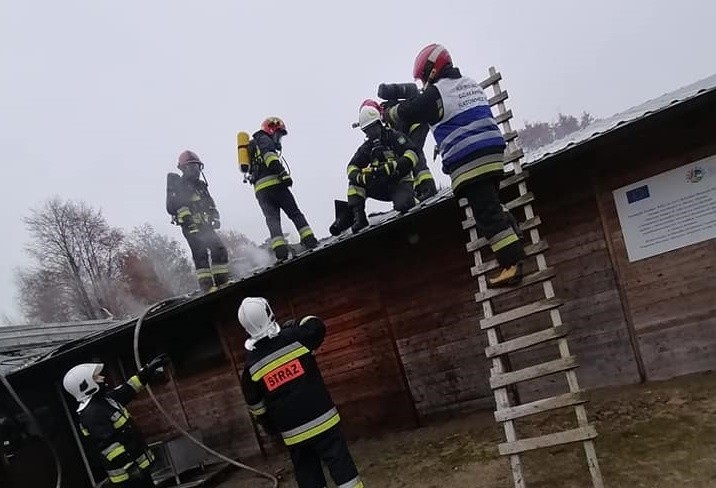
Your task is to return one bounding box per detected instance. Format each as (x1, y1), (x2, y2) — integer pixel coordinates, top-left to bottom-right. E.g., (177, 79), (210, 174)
(0, 371), (62, 488)
(132, 297), (278, 487)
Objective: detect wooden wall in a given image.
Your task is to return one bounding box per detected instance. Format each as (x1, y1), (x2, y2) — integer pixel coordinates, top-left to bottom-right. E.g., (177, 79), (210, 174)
(591, 102), (716, 380)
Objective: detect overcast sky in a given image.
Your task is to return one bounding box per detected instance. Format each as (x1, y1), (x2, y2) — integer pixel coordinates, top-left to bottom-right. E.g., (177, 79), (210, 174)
(2, 0), (715, 322)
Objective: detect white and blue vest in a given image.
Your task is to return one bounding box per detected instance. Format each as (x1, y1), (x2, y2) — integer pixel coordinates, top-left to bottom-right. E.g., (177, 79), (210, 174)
(430, 77), (506, 173)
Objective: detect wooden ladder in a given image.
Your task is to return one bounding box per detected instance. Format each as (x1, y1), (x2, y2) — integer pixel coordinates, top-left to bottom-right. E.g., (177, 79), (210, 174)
(458, 67), (605, 488)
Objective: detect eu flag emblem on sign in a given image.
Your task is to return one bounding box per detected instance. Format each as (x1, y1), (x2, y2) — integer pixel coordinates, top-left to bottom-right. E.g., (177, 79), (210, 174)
(626, 185), (650, 204)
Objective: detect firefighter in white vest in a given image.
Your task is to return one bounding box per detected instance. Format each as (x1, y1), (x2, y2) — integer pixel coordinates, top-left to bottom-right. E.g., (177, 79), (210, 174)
(62, 355), (169, 487)
(238, 297), (363, 488)
(384, 43), (526, 287)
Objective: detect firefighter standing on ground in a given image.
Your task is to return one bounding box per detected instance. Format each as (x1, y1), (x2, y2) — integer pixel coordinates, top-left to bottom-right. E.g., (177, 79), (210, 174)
(238, 297), (363, 488)
(331, 100), (419, 235)
(166, 150), (231, 292)
(245, 117), (318, 261)
(62, 355), (169, 487)
(384, 43), (526, 287)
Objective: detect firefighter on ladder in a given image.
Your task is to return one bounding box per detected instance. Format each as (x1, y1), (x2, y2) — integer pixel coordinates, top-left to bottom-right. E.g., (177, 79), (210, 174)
(330, 100), (419, 235)
(62, 354), (169, 487)
(166, 150), (231, 292)
(384, 43), (526, 287)
(238, 297), (364, 488)
(247, 117), (319, 261)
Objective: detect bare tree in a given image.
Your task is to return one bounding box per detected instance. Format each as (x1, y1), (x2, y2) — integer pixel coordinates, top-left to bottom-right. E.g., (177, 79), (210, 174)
(19, 198), (127, 322)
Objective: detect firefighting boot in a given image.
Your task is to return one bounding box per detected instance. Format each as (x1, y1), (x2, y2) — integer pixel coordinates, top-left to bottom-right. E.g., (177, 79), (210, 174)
(487, 261), (524, 288)
(301, 234), (319, 249)
(350, 206), (369, 234)
(329, 200), (354, 236)
(274, 244), (290, 262)
(197, 275), (215, 293)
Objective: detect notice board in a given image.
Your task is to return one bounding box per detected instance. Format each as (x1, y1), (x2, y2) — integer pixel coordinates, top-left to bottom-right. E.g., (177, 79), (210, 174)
(613, 155), (716, 262)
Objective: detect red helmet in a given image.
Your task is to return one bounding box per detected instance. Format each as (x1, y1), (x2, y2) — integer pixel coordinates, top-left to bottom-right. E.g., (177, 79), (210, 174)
(413, 44), (452, 84)
(261, 117), (288, 136)
(177, 150), (203, 169)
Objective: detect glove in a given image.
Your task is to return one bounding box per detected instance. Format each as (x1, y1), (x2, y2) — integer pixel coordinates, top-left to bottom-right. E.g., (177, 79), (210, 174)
(280, 172), (293, 187)
(357, 170), (378, 187)
(380, 160), (398, 176)
(145, 354), (170, 375)
(212, 218), (221, 230)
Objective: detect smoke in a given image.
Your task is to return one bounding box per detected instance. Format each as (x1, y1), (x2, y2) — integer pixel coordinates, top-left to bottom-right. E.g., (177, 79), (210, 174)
(220, 231), (274, 279)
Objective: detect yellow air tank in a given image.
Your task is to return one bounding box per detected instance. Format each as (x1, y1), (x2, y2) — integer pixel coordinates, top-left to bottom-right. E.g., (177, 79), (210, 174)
(237, 131), (251, 173)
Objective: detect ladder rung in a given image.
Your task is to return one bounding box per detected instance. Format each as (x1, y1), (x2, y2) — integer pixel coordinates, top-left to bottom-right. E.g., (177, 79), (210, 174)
(498, 425), (597, 456)
(505, 148), (524, 164)
(504, 130), (518, 144)
(479, 71), (502, 89)
(485, 323), (567, 358)
(481, 297), (562, 329)
(471, 240), (549, 277)
(489, 91), (508, 106)
(499, 170), (529, 190)
(495, 390), (587, 422)
(465, 216), (541, 250)
(475, 267), (555, 304)
(505, 192), (534, 211)
(490, 356), (578, 389)
(495, 110), (513, 125)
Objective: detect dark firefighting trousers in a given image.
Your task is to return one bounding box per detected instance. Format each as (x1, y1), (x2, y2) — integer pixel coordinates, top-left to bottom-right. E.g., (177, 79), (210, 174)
(454, 176), (525, 268)
(256, 185), (315, 259)
(289, 426), (362, 488)
(182, 225), (230, 291)
(347, 179), (416, 214)
(413, 155), (437, 201)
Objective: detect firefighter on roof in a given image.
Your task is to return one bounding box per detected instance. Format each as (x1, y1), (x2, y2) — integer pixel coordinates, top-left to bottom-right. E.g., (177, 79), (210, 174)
(330, 100), (419, 235)
(244, 117), (319, 261)
(238, 297), (363, 488)
(166, 150), (231, 292)
(384, 43), (526, 287)
(62, 354), (169, 487)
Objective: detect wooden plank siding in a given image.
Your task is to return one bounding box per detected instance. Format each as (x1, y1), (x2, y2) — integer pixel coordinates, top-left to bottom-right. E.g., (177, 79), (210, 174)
(591, 104), (716, 380)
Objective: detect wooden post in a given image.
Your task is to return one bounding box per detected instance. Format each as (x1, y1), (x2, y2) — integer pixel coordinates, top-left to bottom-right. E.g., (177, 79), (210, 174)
(592, 172), (648, 382)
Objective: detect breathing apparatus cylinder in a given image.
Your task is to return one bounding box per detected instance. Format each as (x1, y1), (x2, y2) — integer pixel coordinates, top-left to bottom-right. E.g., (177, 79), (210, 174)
(377, 82), (420, 101)
(237, 131), (251, 173)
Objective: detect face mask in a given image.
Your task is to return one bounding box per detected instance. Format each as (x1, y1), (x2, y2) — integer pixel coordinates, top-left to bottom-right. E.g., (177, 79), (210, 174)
(363, 123), (382, 143)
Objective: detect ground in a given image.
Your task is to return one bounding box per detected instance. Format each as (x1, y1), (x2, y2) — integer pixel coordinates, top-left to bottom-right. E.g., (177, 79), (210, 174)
(216, 372), (716, 487)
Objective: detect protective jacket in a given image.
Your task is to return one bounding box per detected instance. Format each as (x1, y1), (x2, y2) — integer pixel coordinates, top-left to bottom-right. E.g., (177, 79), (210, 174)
(346, 127), (419, 199)
(241, 316), (339, 446)
(388, 67), (506, 191)
(78, 370), (155, 484)
(248, 131), (292, 193)
(166, 174), (219, 230)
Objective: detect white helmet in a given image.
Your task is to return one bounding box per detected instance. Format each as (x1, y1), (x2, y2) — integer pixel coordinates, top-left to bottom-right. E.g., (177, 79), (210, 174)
(358, 99), (383, 130)
(63, 363), (104, 411)
(238, 297), (281, 350)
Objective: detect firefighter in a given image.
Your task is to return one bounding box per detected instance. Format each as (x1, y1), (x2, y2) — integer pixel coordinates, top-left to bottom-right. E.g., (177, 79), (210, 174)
(331, 100), (419, 235)
(62, 354), (169, 487)
(247, 117), (318, 261)
(238, 297), (363, 488)
(166, 150), (231, 292)
(384, 44), (526, 287)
